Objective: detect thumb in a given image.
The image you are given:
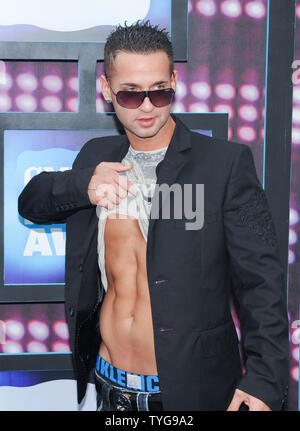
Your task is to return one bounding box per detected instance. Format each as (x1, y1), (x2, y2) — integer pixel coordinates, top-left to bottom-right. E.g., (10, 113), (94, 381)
(114, 162), (133, 171)
(227, 391), (244, 411)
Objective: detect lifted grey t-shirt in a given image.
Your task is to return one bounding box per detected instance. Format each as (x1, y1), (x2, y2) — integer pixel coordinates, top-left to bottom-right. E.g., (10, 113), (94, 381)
(96, 144), (168, 292)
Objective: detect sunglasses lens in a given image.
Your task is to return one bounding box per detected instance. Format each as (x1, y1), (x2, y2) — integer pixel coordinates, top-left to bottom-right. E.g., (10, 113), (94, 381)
(115, 88), (175, 109)
(116, 91), (145, 109)
(150, 89), (174, 107)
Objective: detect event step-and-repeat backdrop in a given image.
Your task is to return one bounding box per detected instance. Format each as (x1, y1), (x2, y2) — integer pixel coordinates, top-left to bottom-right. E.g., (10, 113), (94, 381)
(0, 0), (298, 411)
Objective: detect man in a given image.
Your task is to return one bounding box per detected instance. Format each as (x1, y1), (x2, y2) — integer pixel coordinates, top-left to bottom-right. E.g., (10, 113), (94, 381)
(18, 21), (289, 411)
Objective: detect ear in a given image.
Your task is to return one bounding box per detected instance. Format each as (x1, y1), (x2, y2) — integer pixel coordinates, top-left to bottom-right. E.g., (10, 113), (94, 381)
(171, 70), (178, 92)
(100, 74), (112, 102)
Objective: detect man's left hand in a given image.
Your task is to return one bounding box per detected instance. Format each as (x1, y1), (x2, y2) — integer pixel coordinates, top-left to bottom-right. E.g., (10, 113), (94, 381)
(227, 388), (271, 411)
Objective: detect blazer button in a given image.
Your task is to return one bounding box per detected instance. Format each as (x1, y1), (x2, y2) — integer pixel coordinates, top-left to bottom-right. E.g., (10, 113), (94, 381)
(69, 307), (74, 317)
(79, 264), (83, 272)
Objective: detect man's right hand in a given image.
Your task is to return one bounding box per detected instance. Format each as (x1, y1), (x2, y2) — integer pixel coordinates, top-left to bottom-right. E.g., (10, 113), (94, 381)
(87, 162), (136, 209)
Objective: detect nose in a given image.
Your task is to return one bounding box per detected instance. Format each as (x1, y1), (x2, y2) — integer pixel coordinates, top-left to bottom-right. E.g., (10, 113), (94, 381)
(139, 95), (155, 112)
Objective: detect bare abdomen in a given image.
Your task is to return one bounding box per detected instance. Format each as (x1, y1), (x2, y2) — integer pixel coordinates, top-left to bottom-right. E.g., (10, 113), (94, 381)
(98, 215), (158, 375)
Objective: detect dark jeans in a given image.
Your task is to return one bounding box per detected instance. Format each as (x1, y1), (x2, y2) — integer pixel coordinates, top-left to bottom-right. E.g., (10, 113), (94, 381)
(94, 370), (164, 411)
(94, 352), (164, 412)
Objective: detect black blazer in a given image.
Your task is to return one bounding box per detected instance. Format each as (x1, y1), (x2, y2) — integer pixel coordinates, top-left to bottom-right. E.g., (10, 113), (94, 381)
(18, 114), (289, 411)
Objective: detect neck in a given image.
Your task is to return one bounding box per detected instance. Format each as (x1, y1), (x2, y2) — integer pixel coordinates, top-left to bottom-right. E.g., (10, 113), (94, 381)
(125, 115), (176, 151)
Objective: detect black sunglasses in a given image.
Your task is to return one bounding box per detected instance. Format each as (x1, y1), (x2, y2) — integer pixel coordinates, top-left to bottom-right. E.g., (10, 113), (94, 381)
(108, 85), (175, 109)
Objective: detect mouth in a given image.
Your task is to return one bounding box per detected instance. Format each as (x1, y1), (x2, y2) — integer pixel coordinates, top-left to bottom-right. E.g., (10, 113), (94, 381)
(137, 117), (156, 127)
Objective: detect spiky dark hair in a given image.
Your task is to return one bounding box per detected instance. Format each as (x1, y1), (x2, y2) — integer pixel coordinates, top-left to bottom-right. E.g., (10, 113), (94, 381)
(104, 20), (174, 78)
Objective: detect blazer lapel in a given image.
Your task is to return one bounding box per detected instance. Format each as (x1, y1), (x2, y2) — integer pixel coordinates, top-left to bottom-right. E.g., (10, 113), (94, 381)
(147, 115), (192, 242)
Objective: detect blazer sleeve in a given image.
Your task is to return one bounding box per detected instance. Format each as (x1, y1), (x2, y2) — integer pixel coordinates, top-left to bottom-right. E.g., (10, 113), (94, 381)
(18, 144), (96, 225)
(223, 144), (289, 411)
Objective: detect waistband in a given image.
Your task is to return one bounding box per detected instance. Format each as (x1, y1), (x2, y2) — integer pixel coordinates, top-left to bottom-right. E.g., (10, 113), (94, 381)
(95, 353), (160, 393)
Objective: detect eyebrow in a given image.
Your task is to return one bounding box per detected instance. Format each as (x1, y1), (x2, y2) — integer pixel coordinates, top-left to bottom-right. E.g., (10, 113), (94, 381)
(120, 80), (169, 88)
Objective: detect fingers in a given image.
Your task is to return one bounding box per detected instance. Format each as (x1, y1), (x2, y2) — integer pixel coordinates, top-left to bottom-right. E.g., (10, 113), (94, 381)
(94, 181), (135, 210)
(98, 196), (115, 211)
(96, 184), (119, 202)
(117, 174), (136, 197)
(227, 391), (244, 411)
(248, 399), (271, 411)
(95, 184), (122, 210)
(100, 164), (136, 197)
(227, 389), (271, 411)
(100, 162), (133, 172)
(88, 162), (136, 207)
